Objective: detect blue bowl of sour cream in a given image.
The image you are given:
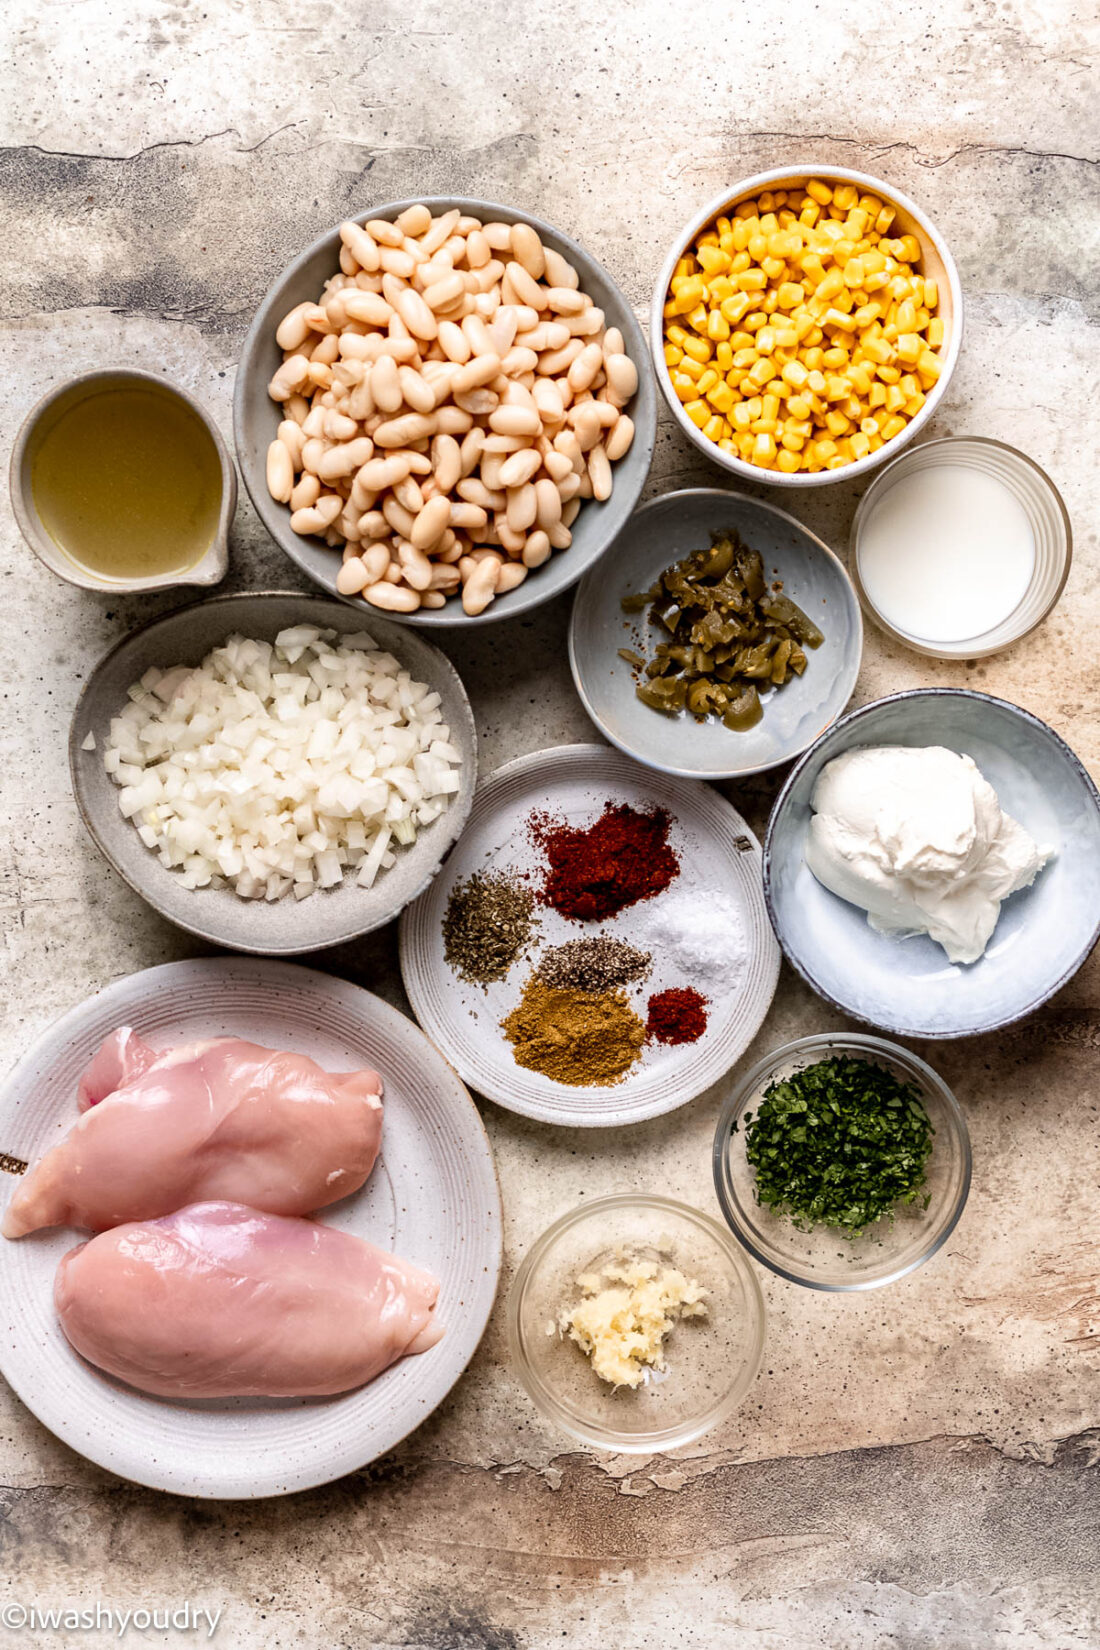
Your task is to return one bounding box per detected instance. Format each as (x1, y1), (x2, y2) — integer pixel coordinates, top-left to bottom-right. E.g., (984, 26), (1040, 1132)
(764, 689), (1100, 1037)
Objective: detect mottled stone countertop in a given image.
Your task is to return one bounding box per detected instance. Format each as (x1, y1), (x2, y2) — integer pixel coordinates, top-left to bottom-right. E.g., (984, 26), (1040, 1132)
(1, 1), (1097, 1645)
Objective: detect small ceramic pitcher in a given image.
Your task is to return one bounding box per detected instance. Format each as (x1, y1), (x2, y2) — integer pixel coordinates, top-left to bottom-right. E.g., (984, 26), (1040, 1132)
(10, 367), (236, 593)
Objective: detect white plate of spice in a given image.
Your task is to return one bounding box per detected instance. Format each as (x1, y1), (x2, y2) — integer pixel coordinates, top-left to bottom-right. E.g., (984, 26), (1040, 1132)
(399, 744), (780, 1127)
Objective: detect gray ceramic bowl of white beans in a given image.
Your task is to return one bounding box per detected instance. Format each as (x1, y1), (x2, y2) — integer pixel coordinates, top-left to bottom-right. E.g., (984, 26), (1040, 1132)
(234, 198), (657, 627)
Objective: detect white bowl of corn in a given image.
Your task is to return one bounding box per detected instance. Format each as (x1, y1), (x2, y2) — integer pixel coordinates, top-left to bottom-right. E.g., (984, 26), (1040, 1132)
(651, 167), (962, 486)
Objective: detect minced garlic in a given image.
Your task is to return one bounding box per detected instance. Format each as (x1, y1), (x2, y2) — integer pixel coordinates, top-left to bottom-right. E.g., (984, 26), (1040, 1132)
(557, 1257), (708, 1389)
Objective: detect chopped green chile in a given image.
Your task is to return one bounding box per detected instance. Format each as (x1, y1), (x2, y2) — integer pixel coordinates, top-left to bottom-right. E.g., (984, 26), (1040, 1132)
(621, 530), (823, 731)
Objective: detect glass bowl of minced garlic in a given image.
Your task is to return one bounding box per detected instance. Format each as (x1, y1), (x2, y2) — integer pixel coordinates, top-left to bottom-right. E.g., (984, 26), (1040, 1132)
(507, 1193), (765, 1451)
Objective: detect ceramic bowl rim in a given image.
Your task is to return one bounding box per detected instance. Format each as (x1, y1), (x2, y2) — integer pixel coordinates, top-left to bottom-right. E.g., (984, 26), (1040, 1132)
(761, 687), (1100, 1037)
(567, 484), (864, 778)
(711, 1031), (972, 1291)
(849, 434), (1073, 658)
(650, 165), (964, 489)
(68, 589), (478, 954)
(506, 1192), (767, 1451)
(233, 196), (656, 627)
(9, 367), (235, 593)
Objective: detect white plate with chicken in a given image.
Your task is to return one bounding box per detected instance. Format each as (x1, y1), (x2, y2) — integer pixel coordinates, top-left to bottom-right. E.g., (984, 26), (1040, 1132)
(0, 958), (501, 1498)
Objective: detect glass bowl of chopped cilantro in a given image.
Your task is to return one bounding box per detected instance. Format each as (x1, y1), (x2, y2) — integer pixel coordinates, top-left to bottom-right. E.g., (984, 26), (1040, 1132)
(713, 1034), (970, 1290)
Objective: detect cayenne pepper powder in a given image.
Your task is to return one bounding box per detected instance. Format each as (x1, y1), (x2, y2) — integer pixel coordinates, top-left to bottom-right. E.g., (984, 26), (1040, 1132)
(531, 802), (679, 922)
(646, 987), (708, 1046)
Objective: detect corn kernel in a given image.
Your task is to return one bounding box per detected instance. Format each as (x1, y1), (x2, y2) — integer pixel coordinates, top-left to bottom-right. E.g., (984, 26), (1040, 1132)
(679, 356), (703, 381)
(776, 449), (801, 473)
(672, 276), (706, 314)
(706, 310), (730, 340)
(702, 414), (725, 442)
(696, 368), (719, 395)
(927, 317), (945, 348)
(706, 382), (735, 414)
(681, 335), (712, 364)
(896, 333), (922, 365)
(849, 432), (871, 459)
(752, 432), (777, 463)
(715, 341), (734, 371)
(880, 414), (906, 440)
(698, 245), (731, 275)
(761, 393), (780, 422)
(683, 398), (709, 428)
(670, 372), (696, 401)
(806, 179), (832, 205)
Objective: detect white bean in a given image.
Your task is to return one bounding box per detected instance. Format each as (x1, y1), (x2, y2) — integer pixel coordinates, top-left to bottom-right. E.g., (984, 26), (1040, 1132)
(489, 405), (541, 438)
(506, 483), (538, 533)
(339, 220), (381, 273)
(393, 473), (425, 514)
(605, 415), (635, 461)
(275, 302), (314, 352)
(568, 342), (604, 394)
(366, 218), (403, 247)
(522, 530), (552, 568)
(374, 412), (438, 447)
(266, 439), (294, 502)
(398, 541), (434, 590)
(411, 495), (452, 550)
(451, 353), (502, 393)
(588, 443), (612, 501)
(605, 353), (639, 402)
(462, 557), (501, 616)
(510, 222), (545, 280)
(396, 203), (432, 237)
(431, 433), (462, 494)
(465, 229), (491, 269)
(290, 473), (320, 511)
(361, 541), (392, 583)
(359, 454), (411, 491)
(364, 581), (421, 612)
(495, 561), (529, 594)
(499, 448), (542, 489)
(399, 364), (437, 414)
(336, 556), (370, 595)
(534, 477), (562, 530)
(371, 354), (402, 413)
(542, 246), (579, 289)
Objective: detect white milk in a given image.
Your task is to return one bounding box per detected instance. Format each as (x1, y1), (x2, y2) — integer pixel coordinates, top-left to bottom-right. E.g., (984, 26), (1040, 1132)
(857, 464), (1035, 643)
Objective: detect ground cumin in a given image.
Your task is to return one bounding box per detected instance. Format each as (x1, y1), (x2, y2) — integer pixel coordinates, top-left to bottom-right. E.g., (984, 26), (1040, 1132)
(501, 977), (646, 1086)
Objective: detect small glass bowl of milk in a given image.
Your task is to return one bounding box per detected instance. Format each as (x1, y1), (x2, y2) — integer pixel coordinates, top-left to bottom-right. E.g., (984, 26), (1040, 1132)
(850, 437), (1071, 659)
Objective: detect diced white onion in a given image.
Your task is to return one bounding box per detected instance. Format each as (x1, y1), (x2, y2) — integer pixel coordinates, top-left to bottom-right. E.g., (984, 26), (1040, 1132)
(101, 628), (462, 902)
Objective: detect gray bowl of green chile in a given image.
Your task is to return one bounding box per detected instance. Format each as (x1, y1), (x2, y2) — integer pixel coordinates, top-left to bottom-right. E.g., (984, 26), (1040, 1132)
(10, 369), (236, 593)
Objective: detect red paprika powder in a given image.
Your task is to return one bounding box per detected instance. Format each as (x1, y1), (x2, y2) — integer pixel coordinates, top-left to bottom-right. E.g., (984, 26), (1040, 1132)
(531, 802), (679, 922)
(646, 987), (708, 1045)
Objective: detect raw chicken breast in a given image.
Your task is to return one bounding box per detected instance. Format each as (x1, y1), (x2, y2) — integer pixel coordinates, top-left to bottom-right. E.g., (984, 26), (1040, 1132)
(77, 1026), (158, 1110)
(55, 1202), (443, 1398)
(2, 1035), (383, 1238)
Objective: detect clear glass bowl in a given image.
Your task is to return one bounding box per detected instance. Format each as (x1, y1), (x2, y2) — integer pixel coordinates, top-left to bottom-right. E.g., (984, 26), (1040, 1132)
(508, 1194), (766, 1451)
(850, 436), (1071, 659)
(712, 1034), (971, 1291)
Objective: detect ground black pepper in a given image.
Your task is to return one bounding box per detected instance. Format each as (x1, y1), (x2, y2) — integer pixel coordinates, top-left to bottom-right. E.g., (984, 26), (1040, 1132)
(442, 871), (539, 985)
(536, 936), (652, 993)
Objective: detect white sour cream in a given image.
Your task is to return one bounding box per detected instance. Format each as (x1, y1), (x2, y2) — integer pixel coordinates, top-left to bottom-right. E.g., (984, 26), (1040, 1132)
(805, 745), (1053, 965)
(857, 465), (1035, 643)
